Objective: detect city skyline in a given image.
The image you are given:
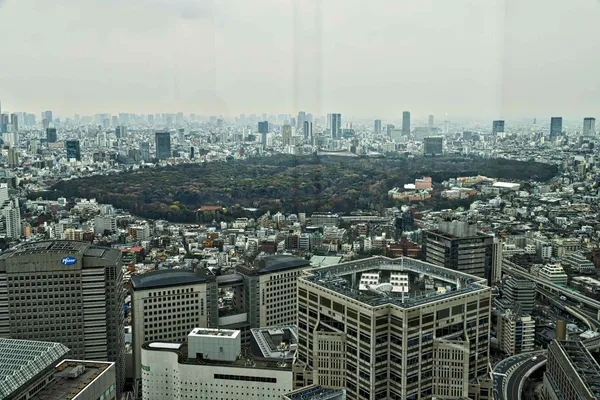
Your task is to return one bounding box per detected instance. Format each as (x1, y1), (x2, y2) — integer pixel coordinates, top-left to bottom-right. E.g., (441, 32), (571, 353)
(0, 0), (599, 118)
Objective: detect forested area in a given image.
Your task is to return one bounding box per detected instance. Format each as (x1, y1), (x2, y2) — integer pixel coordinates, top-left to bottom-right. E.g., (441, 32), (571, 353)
(44, 154), (558, 222)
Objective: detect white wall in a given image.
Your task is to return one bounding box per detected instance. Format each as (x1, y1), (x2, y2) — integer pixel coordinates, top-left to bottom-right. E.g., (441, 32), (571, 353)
(141, 348), (293, 400)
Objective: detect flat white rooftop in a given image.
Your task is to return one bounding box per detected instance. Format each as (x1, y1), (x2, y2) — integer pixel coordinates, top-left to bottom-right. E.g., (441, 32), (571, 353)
(189, 328), (240, 338)
(148, 342), (183, 350)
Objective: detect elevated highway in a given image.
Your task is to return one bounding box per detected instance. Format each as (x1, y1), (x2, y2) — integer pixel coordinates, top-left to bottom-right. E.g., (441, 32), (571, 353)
(503, 261), (600, 312)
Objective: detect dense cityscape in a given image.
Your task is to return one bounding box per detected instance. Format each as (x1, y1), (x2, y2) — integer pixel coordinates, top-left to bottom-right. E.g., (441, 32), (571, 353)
(0, 102), (599, 400)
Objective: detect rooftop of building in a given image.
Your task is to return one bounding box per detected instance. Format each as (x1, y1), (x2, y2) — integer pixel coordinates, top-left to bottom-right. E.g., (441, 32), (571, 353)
(302, 256), (488, 309)
(189, 328), (240, 338)
(237, 255), (311, 276)
(37, 360), (114, 400)
(553, 340), (600, 398)
(141, 340), (293, 371)
(0, 240), (120, 264)
(0, 339), (70, 399)
(251, 326), (297, 360)
(131, 269), (210, 290)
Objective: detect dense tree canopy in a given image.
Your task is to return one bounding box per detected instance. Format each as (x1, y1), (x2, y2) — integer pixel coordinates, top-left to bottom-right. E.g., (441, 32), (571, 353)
(45, 155), (557, 222)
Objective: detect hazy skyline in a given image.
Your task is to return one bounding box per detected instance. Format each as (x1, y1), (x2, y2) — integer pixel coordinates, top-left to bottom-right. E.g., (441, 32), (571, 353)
(0, 0), (599, 119)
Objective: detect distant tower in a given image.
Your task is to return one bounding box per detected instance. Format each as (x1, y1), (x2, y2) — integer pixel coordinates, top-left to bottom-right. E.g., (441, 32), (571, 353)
(304, 121), (313, 142)
(583, 118), (596, 136)
(155, 131), (171, 160)
(402, 111), (411, 135)
(9, 114), (18, 132)
(327, 113), (341, 139)
(297, 111), (306, 134)
(374, 119), (382, 135)
(428, 115), (434, 130)
(0, 114), (8, 134)
(492, 120), (505, 136)
(46, 127), (57, 143)
(44, 110), (53, 123)
(66, 140), (81, 161)
(550, 117), (563, 140)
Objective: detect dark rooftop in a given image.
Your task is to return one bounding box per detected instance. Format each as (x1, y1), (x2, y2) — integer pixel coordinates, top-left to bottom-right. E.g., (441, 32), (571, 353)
(131, 269), (208, 290)
(257, 255), (311, 273)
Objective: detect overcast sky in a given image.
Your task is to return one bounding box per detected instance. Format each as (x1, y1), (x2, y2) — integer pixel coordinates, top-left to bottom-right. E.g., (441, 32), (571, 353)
(0, 0), (598, 120)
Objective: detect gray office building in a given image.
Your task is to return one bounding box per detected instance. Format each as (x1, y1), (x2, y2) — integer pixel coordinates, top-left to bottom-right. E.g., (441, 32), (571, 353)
(550, 117), (563, 139)
(423, 220), (494, 281)
(155, 131), (171, 160)
(328, 113), (341, 139)
(583, 117), (596, 136)
(502, 277), (536, 315)
(492, 120), (504, 136)
(294, 256), (492, 400)
(46, 127), (57, 143)
(140, 141), (150, 162)
(423, 136), (443, 155)
(304, 121), (313, 142)
(0, 240), (126, 394)
(374, 119), (382, 135)
(402, 111), (411, 135)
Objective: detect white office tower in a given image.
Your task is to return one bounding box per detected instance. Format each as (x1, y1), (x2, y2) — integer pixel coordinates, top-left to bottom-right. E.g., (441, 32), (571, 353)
(141, 327), (294, 400)
(0, 183), (20, 239)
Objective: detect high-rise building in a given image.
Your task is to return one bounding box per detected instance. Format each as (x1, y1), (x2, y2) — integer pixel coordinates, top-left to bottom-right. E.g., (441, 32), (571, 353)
(155, 131), (171, 160)
(1, 113), (8, 133)
(115, 126), (126, 139)
(294, 256), (492, 400)
(140, 141), (150, 162)
(374, 119), (382, 135)
(423, 220), (494, 281)
(297, 111), (306, 134)
(281, 124), (293, 146)
(66, 140), (81, 161)
(10, 113), (18, 132)
(502, 277), (535, 315)
(583, 117), (596, 136)
(386, 124), (394, 138)
(44, 110), (53, 123)
(46, 127), (57, 143)
(304, 121), (313, 142)
(423, 136), (443, 155)
(498, 310), (535, 355)
(7, 147), (18, 168)
(131, 270), (217, 386)
(0, 240), (126, 393)
(492, 120), (505, 136)
(550, 117), (563, 139)
(544, 340), (600, 399)
(428, 115), (434, 130)
(402, 111), (411, 135)
(328, 113), (341, 139)
(258, 120), (269, 134)
(235, 255), (311, 329)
